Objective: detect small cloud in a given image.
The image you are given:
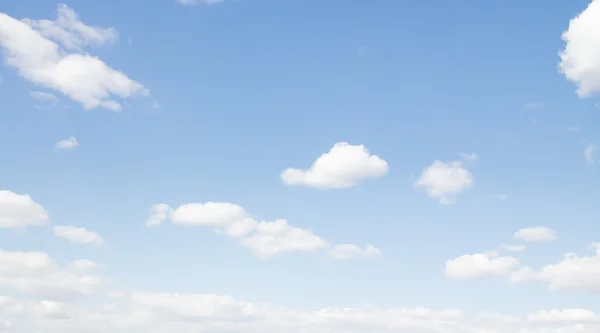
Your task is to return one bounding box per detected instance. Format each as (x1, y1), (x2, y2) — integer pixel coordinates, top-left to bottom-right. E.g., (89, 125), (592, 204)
(460, 153), (478, 163)
(415, 159), (474, 204)
(53, 225), (103, 246)
(566, 126), (581, 132)
(585, 144), (596, 164)
(152, 100), (160, 109)
(55, 136), (79, 150)
(524, 102), (544, 110)
(127, 37), (132, 45)
(514, 226), (556, 242)
(30, 91), (58, 105)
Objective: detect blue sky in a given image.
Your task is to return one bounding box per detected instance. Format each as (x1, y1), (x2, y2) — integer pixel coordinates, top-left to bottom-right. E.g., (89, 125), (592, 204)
(1, 0), (600, 332)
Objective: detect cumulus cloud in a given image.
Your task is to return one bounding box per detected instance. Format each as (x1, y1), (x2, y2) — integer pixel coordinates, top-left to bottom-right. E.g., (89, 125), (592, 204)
(280, 142), (389, 189)
(0, 249), (108, 299)
(0, 190), (48, 229)
(415, 159), (474, 204)
(558, 0), (600, 97)
(510, 243), (600, 293)
(147, 202), (380, 259)
(53, 225), (103, 246)
(0, 4), (148, 110)
(514, 226), (556, 242)
(445, 251), (519, 279)
(55, 136), (79, 150)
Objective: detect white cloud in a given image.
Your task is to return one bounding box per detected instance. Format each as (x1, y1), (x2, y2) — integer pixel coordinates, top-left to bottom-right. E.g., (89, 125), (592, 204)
(510, 243), (600, 293)
(514, 226), (556, 242)
(55, 136), (79, 150)
(280, 142), (389, 189)
(459, 153), (478, 162)
(168, 202), (327, 258)
(0, 190), (48, 229)
(445, 251), (519, 279)
(499, 244), (526, 252)
(0, 249), (107, 299)
(528, 309), (599, 323)
(145, 203), (171, 227)
(148, 202), (377, 259)
(327, 244), (382, 260)
(178, 0), (225, 5)
(1, 290), (598, 333)
(22, 4), (118, 51)
(53, 225), (103, 246)
(558, 0), (600, 97)
(29, 91), (58, 104)
(0, 4), (148, 111)
(585, 144), (595, 164)
(415, 159), (474, 204)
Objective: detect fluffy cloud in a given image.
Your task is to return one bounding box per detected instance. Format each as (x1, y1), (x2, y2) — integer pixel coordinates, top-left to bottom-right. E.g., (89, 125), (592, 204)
(53, 225), (103, 246)
(514, 226), (556, 242)
(0, 249), (107, 299)
(0, 291), (598, 333)
(55, 136), (79, 150)
(528, 309), (599, 323)
(415, 159), (474, 204)
(0, 4), (148, 110)
(445, 251), (519, 279)
(147, 202), (380, 259)
(327, 244), (381, 260)
(585, 144), (595, 164)
(510, 243), (600, 293)
(0, 191), (48, 229)
(280, 142), (389, 189)
(558, 0), (600, 97)
(145, 204), (171, 227)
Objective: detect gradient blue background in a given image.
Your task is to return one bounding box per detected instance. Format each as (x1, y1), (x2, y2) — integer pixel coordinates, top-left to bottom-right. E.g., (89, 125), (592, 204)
(0, 0), (598, 315)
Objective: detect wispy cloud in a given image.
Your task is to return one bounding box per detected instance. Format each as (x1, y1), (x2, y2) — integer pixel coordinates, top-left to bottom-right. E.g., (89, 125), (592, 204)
(585, 144), (596, 164)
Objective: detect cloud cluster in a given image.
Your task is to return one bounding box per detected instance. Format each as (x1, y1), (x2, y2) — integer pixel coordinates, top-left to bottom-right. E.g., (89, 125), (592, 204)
(146, 202), (380, 259)
(0, 249), (108, 300)
(0, 290), (599, 333)
(0, 4), (148, 110)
